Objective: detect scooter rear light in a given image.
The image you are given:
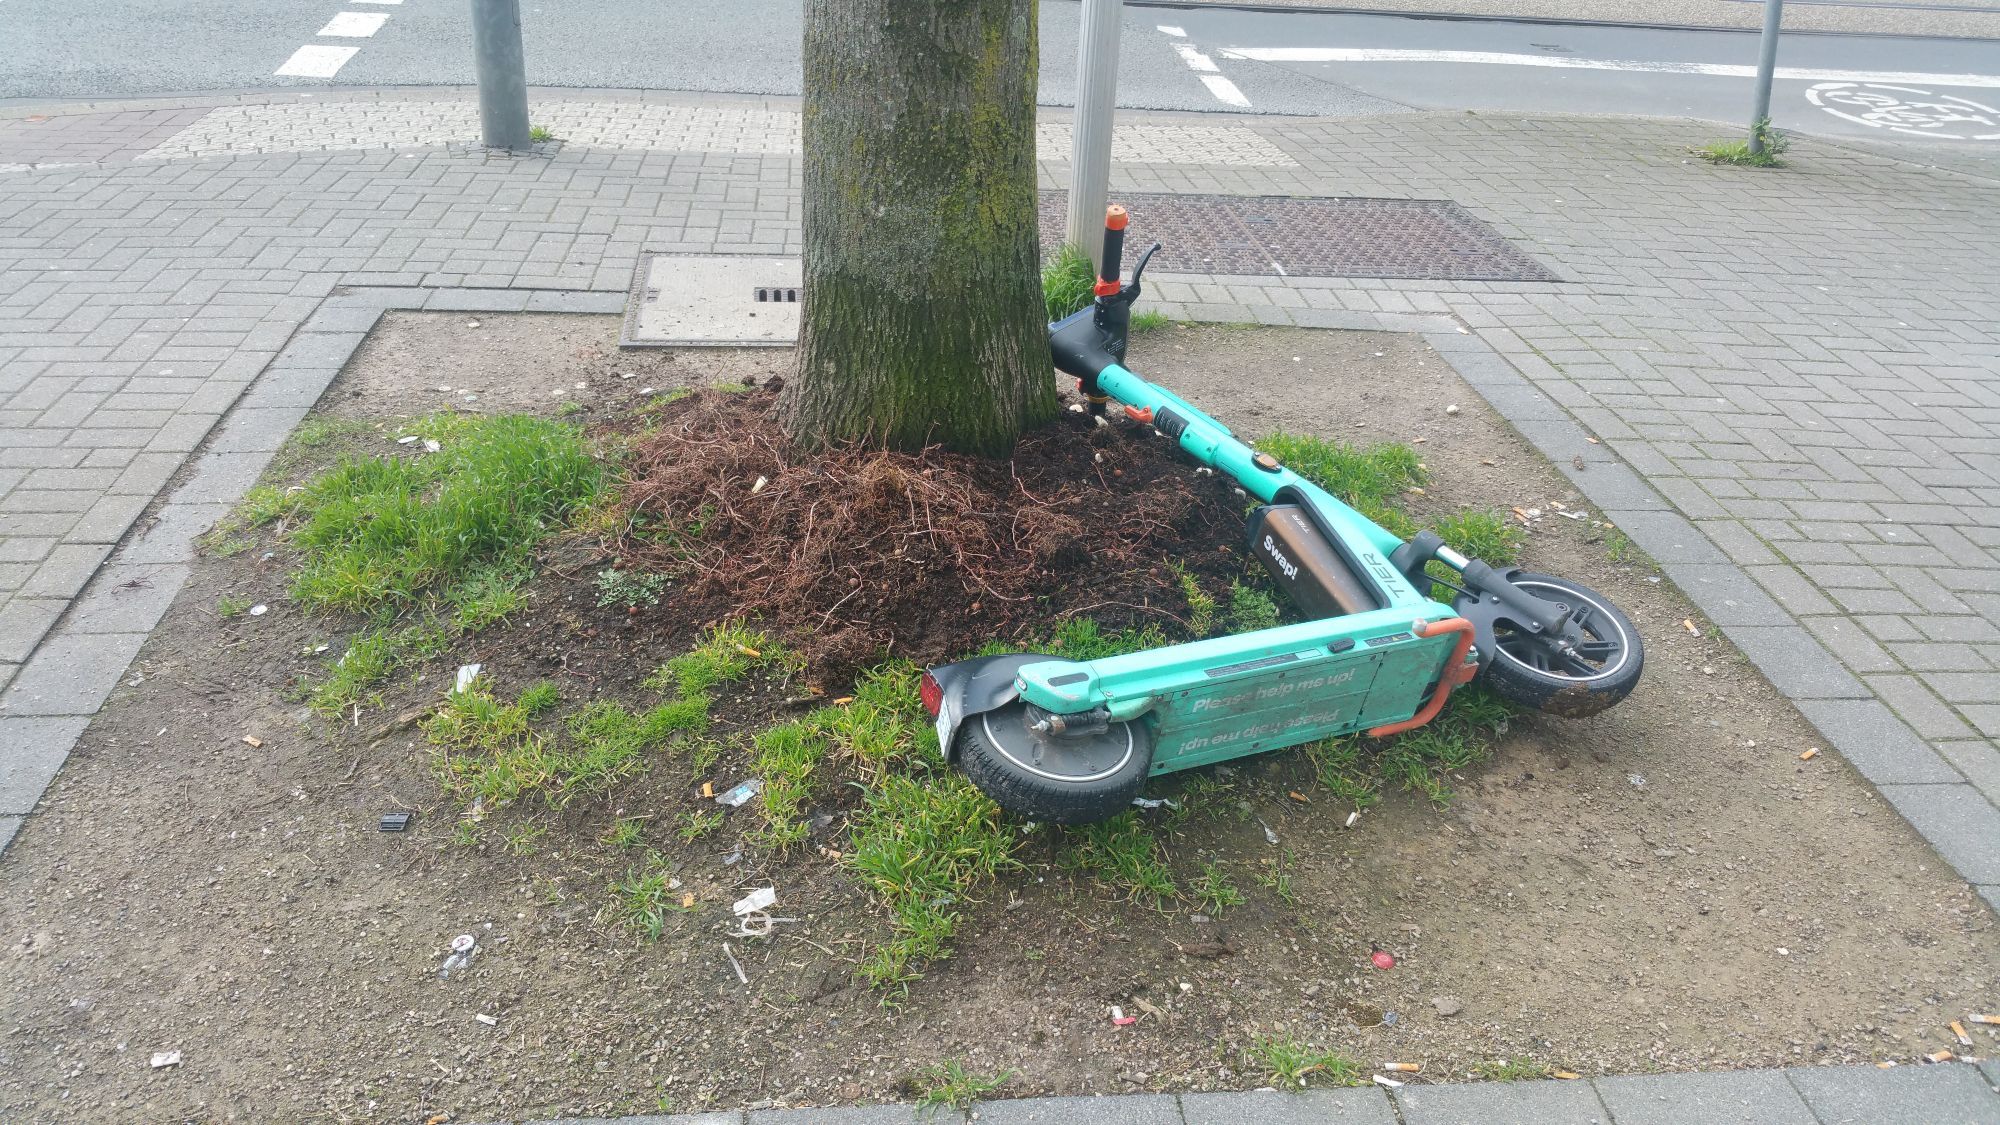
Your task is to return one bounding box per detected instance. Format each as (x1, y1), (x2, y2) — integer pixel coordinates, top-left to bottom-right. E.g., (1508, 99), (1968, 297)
(919, 671), (943, 718)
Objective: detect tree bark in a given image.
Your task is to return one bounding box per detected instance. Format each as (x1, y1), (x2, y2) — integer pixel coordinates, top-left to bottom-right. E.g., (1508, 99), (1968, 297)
(782, 0), (1057, 457)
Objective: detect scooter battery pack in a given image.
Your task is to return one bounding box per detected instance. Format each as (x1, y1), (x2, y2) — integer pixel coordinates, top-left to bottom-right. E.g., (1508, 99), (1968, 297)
(1246, 504), (1378, 620)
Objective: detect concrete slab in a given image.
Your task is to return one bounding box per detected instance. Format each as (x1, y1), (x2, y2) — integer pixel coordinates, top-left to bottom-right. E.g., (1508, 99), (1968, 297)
(1592, 1069), (1815, 1125)
(1787, 1062), (2000, 1125)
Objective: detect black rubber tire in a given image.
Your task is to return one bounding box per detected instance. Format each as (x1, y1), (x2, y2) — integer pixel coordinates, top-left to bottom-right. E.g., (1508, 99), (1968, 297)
(1476, 572), (1643, 719)
(957, 702), (1154, 825)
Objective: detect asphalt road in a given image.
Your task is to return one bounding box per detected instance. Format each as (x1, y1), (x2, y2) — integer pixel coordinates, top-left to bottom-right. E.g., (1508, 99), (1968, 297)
(6, 0), (2000, 150)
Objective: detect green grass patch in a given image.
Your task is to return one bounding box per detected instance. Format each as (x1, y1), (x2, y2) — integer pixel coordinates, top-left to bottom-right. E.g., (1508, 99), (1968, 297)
(1192, 860), (1244, 917)
(217, 595), (253, 619)
(1302, 683), (1516, 807)
(308, 619), (451, 716)
(449, 566), (529, 631)
(1225, 581), (1280, 633)
(603, 852), (696, 942)
(1698, 118), (1788, 168)
(1473, 1057), (1549, 1082)
(914, 1059), (1014, 1111)
(847, 767), (1019, 993)
(604, 815), (646, 848)
(1130, 309), (1171, 334)
(676, 808), (723, 842)
(1061, 812), (1178, 905)
(1177, 566), (1218, 637)
(1242, 1034), (1365, 1089)
(1042, 243), (1096, 322)
(283, 413), (599, 613)
(1254, 431), (1424, 536)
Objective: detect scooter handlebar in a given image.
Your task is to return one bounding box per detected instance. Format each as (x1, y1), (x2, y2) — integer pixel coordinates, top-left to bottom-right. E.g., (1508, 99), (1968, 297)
(1096, 206), (1128, 296)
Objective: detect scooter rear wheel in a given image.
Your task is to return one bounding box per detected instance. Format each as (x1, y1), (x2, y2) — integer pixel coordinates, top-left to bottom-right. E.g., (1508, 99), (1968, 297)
(957, 702), (1154, 824)
(1471, 572), (1642, 719)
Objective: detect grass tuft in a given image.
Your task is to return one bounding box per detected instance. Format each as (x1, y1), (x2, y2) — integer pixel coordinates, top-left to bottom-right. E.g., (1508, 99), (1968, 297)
(1061, 812), (1178, 905)
(1698, 117), (1789, 168)
(1042, 243), (1097, 322)
(284, 413), (599, 613)
(1255, 432), (1424, 536)
(914, 1060), (1014, 1111)
(1243, 1034), (1365, 1089)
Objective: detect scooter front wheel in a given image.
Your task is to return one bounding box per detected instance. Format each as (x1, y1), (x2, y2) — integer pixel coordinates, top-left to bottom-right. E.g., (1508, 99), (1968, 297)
(957, 702), (1154, 825)
(1469, 572), (1642, 719)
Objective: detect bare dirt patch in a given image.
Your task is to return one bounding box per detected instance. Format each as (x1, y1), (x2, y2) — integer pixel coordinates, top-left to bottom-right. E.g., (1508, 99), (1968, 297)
(0, 313), (1993, 1123)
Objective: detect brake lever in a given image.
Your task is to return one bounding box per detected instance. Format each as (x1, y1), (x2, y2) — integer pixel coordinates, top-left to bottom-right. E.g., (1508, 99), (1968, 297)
(1127, 242), (1163, 291)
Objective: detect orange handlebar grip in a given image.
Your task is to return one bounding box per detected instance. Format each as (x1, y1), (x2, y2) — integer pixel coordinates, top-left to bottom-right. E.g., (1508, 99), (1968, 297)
(1105, 205), (1129, 231)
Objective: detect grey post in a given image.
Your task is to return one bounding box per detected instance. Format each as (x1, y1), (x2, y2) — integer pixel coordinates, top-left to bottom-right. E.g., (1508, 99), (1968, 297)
(1066, 0), (1124, 271)
(470, 0), (531, 149)
(1748, 0), (1783, 154)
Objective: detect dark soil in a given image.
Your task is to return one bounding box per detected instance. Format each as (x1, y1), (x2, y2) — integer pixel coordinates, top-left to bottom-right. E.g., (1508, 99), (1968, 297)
(0, 314), (1993, 1124)
(610, 387), (1243, 680)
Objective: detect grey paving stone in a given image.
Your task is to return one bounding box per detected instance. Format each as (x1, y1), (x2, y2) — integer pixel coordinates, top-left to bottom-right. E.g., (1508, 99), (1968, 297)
(426, 288), (532, 312)
(1792, 699), (1964, 785)
(173, 451), (276, 506)
(1392, 1079), (1607, 1125)
(0, 597), (64, 664)
(301, 305), (387, 333)
(1980, 885), (2000, 915)
(0, 814), (20, 853)
(1605, 511), (1729, 566)
(63, 563), (190, 636)
(208, 405), (311, 455)
(1936, 741), (2000, 805)
(1181, 1087), (1396, 1123)
(526, 289), (628, 314)
(18, 542), (114, 600)
(1981, 1058), (2000, 1090)
(1787, 1062), (2000, 1125)
(268, 331), (366, 371)
(1876, 784), (2000, 886)
(0, 715), (85, 814)
(970, 1094), (1180, 1124)
(0, 631), (146, 717)
(119, 503), (230, 565)
(532, 1116), (739, 1125)
(744, 1107), (932, 1124)
(1718, 625), (1870, 701)
(1660, 562), (1794, 627)
(1592, 1069), (1815, 1125)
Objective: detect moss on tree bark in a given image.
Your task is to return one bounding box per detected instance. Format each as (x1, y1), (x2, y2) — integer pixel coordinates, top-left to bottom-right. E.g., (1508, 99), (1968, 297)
(781, 0), (1057, 457)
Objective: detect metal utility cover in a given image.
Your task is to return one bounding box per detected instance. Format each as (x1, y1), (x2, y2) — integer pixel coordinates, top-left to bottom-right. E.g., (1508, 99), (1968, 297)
(622, 253), (802, 347)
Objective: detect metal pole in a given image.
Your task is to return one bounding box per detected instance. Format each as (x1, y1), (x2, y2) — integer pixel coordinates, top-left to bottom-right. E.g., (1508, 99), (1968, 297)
(471, 0), (531, 150)
(1066, 0), (1124, 270)
(1748, 0), (1782, 155)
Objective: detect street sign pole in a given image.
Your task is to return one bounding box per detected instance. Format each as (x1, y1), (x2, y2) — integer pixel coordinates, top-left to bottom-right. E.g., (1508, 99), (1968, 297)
(1067, 0), (1124, 271)
(1748, 0), (1783, 155)
(471, 0), (532, 150)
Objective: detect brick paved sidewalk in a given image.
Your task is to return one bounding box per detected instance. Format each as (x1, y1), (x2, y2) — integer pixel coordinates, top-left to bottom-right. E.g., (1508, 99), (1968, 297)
(0, 89), (1997, 1121)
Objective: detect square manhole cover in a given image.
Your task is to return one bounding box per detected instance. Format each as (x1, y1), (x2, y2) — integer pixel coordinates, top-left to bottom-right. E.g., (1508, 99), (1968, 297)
(1033, 192), (1560, 282)
(622, 252), (802, 347)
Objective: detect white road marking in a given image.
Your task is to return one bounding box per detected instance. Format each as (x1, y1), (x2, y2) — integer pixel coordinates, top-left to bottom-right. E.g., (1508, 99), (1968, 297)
(1808, 81), (2000, 140)
(1200, 74), (1253, 108)
(1174, 43), (1219, 73)
(275, 44), (360, 77)
(352, 0), (404, 4)
(1166, 36), (1253, 107)
(1156, 24), (1186, 37)
(1219, 46), (2000, 89)
(318, 11), (390, 37)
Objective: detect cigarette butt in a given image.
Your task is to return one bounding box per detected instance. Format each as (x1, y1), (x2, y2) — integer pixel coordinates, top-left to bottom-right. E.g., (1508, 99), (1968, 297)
(242, 735), (264, 748)
(1371, 1075), (1403, 1089)
(700, 781), (714, 799)
(1877, 1060), (1897, 1069)
(1383, 1062), (1421, 1072)
(1481, 458), (1496, 466)
(1927, 1050), (1954, 1063)
(1552, 1070), (1581, 1080)
(1587, 436), (1601, 444)
(736, 645), (761, 658)
(1971, 1014), (2000, 1025)
(1682, 619), (1699, 636)
(834, 696), (855, 705)
(1288, 791), (1309, 803)
(1799, 748), (1819, 761)
(1951, 1021), (1972, 1046)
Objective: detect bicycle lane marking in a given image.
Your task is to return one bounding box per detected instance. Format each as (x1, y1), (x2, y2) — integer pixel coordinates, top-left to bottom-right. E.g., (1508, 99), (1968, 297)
(1806, 82), (2000, 140)
(276, 7), (397, 79)
(1158, 24), (1253, 109)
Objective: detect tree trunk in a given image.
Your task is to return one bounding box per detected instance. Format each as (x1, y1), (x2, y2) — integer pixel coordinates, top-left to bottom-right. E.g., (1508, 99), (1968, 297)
(782, 0), (1057, 457)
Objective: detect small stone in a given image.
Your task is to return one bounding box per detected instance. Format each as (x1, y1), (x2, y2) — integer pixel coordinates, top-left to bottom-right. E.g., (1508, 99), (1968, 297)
(150, 1051), (182, 1069)
(475, 1013), (499, 1026)
(1432, 996), (1462, 1017)
(1445, 404), (1460, 415)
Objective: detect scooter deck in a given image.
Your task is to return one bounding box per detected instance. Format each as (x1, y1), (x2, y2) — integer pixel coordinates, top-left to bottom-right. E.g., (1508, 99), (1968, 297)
(1016, 610), (1467, 776)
